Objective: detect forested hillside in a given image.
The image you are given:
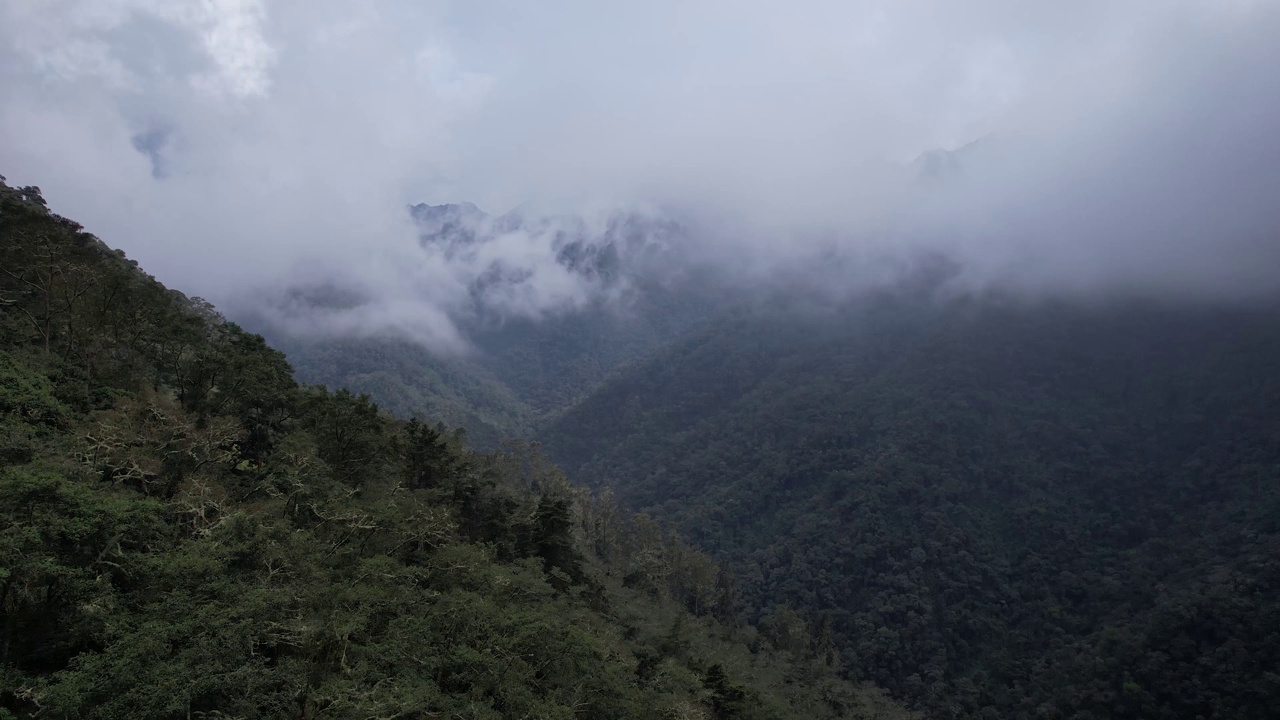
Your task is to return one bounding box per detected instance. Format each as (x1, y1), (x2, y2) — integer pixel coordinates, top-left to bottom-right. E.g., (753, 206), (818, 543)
(0, 176), (914, 720)
(546, 291), (1280, 719)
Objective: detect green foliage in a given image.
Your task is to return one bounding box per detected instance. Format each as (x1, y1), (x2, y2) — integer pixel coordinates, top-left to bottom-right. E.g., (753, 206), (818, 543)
(0, 351), (69, 464)
(0, 176), (912, 720)
(703, 663), (747, 719)
(547, 294), (1280, 719)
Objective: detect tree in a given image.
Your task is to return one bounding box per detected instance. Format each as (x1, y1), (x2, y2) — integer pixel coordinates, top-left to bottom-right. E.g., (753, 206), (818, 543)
(702, 664), (746, 719)
(301, 388), (386, 488)
(532, 490), (583, 581)
(402, 418), (454, 490)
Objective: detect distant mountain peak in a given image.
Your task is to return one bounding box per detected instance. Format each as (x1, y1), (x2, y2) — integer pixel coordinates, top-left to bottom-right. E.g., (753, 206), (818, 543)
(910, 136), (994, 181)
(409, 200), (485, 218)
(405, 200), (686, 303)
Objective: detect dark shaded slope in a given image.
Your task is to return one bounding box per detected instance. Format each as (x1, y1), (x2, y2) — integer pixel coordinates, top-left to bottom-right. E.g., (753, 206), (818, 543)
(466, 276), (723, 416)
(545, 292), (1280, 719)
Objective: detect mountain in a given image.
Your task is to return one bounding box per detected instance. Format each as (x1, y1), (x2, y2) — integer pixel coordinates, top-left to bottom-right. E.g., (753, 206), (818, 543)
(543, 289), (1280, 719)
(909, 136), (1011, 183)
(245, 201), (725, 446)
(245, 139), (1010, 446)
(0, 175), (915, 719)
(122, 152), (1280, 718)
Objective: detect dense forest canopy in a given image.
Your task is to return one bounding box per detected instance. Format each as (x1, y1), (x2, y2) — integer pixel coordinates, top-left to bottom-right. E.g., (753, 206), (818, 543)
(0, 176), (915, 719)
(545, 291), (1280, 719)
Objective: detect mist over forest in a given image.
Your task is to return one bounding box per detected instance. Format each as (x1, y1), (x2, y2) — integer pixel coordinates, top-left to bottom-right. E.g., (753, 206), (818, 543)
(3, 2), (1280, 719)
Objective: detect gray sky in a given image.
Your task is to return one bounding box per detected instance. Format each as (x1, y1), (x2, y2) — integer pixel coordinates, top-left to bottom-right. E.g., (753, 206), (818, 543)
(2, 0), (1279, 347)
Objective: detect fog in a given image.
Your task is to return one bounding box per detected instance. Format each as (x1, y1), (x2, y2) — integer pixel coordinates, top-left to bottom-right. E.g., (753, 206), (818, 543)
(2, 0), (1278, 351)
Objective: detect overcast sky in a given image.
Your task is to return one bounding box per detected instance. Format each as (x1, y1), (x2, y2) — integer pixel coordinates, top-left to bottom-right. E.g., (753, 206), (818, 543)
(2, 0), (1279, 345)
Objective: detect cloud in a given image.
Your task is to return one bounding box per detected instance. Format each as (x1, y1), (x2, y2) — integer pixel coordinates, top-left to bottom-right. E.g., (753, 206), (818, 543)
(1, 0), (1278, 353)
(2, 0), (275, 96)
(0, 0), (492, 338)
(900, 4), (1280, 298)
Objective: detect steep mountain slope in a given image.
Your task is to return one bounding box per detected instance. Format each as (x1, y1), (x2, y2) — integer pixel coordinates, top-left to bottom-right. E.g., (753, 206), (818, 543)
(0, 176), (914, 720)
(544, 290), (1280, 719)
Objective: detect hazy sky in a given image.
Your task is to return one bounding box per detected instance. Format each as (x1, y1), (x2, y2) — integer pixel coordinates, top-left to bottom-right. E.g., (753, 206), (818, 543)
(2, 0), (1279, 345)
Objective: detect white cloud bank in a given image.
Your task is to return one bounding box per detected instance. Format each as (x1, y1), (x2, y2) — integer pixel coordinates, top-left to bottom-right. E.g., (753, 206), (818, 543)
(2, 0), (1279, 348)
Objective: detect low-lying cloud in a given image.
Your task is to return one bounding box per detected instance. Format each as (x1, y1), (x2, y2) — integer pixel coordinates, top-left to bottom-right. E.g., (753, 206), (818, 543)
(2, 0), (1278, 352)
